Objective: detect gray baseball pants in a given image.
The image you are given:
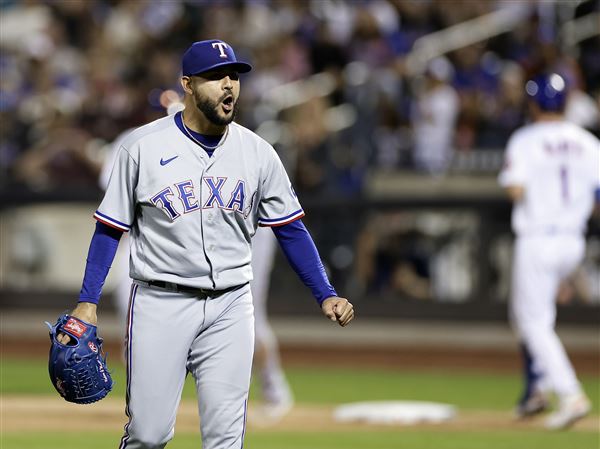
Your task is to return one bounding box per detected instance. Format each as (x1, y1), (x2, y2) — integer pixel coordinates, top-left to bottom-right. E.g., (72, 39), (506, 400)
(119, 282), (254, 448)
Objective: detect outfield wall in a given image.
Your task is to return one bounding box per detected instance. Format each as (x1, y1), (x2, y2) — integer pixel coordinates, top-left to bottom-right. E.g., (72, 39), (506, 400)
(1, 176), (599, 325)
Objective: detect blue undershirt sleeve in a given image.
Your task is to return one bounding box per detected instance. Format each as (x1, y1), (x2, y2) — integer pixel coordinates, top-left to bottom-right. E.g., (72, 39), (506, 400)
(78, 221), (123, 304)
(271, 219), (337, 305)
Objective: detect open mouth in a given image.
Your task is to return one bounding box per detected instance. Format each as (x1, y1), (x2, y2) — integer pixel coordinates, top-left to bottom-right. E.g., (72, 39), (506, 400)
(221, 95), (234, 112)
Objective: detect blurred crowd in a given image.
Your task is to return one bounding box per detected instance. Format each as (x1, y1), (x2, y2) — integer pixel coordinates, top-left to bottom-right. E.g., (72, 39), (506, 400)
(0, 0), (600, 196)
(1, 0), (599, 197)
(1, 0), (599, 304)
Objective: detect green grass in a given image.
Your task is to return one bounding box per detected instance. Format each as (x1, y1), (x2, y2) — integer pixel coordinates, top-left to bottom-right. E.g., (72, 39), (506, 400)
(2, 358), (598, 412)
(248, 430), (600, 449)
(1, 357), (598, 449)
(285, 367), (525, 410)
(2, 429), (599, 449)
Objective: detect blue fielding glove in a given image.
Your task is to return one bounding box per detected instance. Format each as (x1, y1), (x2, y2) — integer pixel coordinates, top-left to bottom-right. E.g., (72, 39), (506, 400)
(46, 314), (113, 404)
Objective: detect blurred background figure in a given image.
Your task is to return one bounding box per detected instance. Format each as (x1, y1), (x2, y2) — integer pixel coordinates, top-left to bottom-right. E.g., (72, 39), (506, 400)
(411, 56), (459, 175)
(97, 129), (135, 328)
(93, 99), (186, 331)
(250, 227), (294, 422)
(354, 212), (432, 300)
(498, 72), (599, 429)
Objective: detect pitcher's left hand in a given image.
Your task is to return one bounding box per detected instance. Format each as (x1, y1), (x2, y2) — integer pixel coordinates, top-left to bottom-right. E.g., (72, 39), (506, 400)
(321, 297), (354, 327)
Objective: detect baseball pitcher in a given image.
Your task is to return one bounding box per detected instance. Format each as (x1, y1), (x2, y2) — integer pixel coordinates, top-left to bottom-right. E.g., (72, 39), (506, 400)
(56, 40), (354, 449)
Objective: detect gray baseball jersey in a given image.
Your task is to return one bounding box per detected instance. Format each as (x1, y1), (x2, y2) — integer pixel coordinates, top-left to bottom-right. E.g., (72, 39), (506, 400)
(94, 111), (304, 290)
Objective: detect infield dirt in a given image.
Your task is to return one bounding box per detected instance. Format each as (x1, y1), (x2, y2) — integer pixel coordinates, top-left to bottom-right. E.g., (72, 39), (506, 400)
(2, 395), (598, 434)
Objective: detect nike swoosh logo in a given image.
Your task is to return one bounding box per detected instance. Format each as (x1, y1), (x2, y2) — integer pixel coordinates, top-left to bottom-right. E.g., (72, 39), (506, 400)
(160, 156), (178, 166)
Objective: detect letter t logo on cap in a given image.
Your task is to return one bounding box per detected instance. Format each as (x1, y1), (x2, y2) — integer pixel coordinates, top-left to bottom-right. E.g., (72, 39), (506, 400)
(212, 42), (229, 58)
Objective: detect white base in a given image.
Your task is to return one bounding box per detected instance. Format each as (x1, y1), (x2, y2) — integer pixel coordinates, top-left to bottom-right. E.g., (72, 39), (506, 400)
(333, 401), (456, 425)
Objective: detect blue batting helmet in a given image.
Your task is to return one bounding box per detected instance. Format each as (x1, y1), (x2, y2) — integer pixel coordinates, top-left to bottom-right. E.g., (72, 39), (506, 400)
(525, 73), (568, 112)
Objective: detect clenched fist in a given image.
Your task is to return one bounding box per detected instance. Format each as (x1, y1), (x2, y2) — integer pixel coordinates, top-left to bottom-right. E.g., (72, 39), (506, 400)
(321, 297), (354, 327)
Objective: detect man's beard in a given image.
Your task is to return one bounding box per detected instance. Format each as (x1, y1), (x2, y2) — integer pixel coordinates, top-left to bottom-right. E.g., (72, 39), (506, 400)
(194, 93), (238, 127)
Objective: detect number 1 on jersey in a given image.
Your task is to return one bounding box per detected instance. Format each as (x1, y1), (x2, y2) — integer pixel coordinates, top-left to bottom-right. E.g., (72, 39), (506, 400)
(560, 165), (569, 203)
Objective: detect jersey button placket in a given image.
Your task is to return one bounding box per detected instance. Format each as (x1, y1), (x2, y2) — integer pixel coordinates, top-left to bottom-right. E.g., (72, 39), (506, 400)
(200, 168), (217, 286)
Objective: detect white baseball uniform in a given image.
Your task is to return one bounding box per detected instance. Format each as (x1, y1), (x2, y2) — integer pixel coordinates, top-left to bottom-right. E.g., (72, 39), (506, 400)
(250, 226), (293, 410)
(96, 111), (303, 448)
(99, 129), (134, 329)
(499, 120), (600, 399)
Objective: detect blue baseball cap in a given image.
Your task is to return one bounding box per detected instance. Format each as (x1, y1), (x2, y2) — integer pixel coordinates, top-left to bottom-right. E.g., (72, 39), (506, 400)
(182, 39), (252, 76)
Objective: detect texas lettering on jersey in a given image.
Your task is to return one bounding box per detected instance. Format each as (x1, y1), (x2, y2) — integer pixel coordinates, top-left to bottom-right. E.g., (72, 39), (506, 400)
(150, 177), (249, 220)
(95, 114), (304, 289)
